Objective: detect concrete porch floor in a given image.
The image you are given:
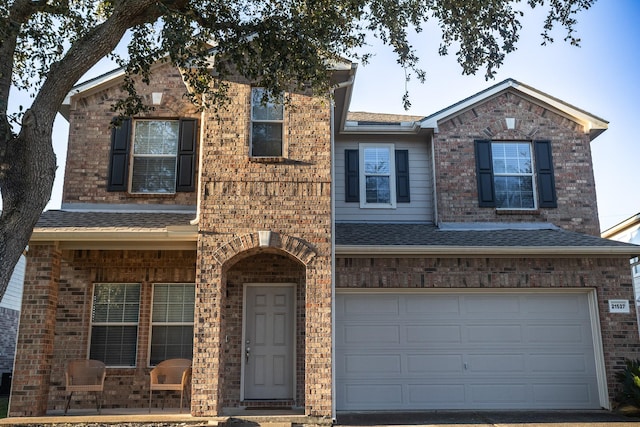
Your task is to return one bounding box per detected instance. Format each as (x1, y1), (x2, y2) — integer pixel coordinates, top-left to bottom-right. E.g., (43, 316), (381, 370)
(0, 406), (320, 426)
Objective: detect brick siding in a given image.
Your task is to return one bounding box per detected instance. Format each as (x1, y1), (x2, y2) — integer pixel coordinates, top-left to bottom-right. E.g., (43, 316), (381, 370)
(63, 62), (200, 206)
(434, 91), (601, 235)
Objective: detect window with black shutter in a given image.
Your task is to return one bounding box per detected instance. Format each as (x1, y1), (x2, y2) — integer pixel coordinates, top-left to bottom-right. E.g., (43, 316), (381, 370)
(344, 145), (410, 207)
(474, 139), (557, 209)
(107, 118), (197, 193)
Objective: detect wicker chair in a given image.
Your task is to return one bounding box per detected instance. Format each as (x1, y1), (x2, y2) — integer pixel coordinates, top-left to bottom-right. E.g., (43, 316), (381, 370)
(148, 358), (192, 413)
(64, 359), (106, 414)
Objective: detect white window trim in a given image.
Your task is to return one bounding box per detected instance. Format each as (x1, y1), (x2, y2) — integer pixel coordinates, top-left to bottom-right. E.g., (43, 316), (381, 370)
(148, 282), (195, 367)
(250, 88), (285, 158)
(359, 143), (397, 209)
(492, 141), (537, 210)
(129, 119), (179, 194)
(89, 282), (140, 368)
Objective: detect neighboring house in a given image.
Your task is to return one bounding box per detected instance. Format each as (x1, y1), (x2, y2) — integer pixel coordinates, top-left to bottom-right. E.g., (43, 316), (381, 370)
(0, 253), (25, 394)
(7, 60), (640, 420)
(602, 213), (640, 329)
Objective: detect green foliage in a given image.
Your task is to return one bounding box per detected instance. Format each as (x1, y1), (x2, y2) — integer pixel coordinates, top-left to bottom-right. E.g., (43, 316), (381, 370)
(0, 396), (7, 419)
(615, 359), (640, 408)
(3, 0), (596, 118)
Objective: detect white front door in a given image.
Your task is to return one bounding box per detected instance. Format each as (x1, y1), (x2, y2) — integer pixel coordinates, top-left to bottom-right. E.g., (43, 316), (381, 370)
(243, 284), (294, 400)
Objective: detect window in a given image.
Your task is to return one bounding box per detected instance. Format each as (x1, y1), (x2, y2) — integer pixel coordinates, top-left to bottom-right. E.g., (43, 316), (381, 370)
(344, 145), (410, 207)
(107, 118), (197, 193)
(150, 283), (195, 365)
(90, 283), (140, 367)
(475, 139), (556, 209)
(491, 142), (534, 209)
(131, 120), (179, 193)
(361, 144), (396, 208)
(251, 88), (284, 157)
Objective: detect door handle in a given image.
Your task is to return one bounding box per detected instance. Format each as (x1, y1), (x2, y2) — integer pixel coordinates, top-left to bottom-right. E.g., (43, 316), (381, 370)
(245, 340), (251, 362)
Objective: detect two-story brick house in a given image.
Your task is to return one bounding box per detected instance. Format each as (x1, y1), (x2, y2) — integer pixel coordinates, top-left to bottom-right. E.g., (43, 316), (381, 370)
(7, 60), (640, 419)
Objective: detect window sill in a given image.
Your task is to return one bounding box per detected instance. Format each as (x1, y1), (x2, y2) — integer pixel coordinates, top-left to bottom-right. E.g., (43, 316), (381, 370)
(249, 156), (287, 163)
(495, 209), (540, 215)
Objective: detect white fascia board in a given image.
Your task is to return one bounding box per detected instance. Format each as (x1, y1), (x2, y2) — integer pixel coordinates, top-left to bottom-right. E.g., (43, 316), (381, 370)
(420, 79), (608, 139)
(335, 245), (640, 257)
(341, 122), (421, 135)
(29, 228), (198, 250)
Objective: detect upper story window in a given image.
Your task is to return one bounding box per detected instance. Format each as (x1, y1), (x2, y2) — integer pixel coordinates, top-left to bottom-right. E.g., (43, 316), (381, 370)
(344, 144), (410, 208)
(491, 142), (534, 209)
(131, 120), (180, 193)
(90, 283), (140, 367)
(475, 139), (557, 210)
(251, 88), (284, 157)
(107, 118), (197, 194)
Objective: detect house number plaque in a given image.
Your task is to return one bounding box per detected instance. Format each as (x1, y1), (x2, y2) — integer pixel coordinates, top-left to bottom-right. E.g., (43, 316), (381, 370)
(609, 299), (630, 313)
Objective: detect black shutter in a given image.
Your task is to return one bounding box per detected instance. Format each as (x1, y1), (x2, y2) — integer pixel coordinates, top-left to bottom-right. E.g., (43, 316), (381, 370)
(107, 118), (131, 192)
(534, 140), (557, 208)
(345, 149), (360, 202)
(474, 139), (496, 207)
(395, 149), (410, 203)
(176, 118), (197, 192)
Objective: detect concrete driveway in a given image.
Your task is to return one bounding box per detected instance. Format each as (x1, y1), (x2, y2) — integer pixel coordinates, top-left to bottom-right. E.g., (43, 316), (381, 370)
(335, 410), (640, 426)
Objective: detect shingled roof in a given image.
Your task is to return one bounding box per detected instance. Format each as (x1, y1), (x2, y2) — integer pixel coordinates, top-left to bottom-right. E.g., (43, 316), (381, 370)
(335, 223), (640, 256)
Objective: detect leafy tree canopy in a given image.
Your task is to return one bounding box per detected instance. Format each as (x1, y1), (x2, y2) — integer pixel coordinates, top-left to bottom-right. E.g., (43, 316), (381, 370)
(0, 0), (594, 297)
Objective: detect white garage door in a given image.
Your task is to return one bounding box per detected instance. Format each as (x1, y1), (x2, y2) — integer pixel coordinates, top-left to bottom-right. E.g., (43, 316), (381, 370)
(335, 291), (601, 411)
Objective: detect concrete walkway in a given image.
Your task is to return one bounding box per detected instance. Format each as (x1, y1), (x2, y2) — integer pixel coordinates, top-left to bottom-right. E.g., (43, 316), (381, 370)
(336, 411), (640, 426)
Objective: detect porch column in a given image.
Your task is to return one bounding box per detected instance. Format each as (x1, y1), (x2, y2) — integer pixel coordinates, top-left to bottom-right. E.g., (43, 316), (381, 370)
(9, 243), (61, 416)
(305, 255), (333, 417)
(191, 236), (226, 416)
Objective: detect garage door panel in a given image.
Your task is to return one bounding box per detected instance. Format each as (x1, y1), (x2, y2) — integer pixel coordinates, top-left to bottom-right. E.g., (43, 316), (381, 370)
(405, 295), (461, 315)
(407, 384), (466, 404)
(469, 384), (528, 404)
(528, 324), (584, 343)
(344, 354), (401, 374)
(524, 294), (586, 317)
(467, 324), (523, 343)
(464, 295), (521, 314)
(406, 324), (462, 343)
(342, 384), (403, 406)
(341, 294), (400, 317)
(336, 292), (600, 411)
(532, 383), (594, 405)
(467, 354), (525, 372)
(407, 354), (463, 373)
(343, 324), (400, 344)
(530, 353), (591, 373)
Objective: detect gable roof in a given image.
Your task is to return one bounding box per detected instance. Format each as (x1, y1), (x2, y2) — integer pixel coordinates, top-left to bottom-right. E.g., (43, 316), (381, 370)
(420, 78), (608, 141)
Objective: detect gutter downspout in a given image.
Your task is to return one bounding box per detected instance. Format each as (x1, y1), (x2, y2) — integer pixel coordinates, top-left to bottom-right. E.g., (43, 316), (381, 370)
(190, 95), (207, 226)
(330, 70), (355, 422)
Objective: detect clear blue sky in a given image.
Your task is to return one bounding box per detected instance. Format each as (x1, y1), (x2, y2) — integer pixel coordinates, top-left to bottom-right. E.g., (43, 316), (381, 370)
(13, 0), (640, 232)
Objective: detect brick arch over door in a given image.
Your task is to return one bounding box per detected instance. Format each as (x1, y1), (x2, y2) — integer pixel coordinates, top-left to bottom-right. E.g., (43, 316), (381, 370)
(211, 231), (318, 266)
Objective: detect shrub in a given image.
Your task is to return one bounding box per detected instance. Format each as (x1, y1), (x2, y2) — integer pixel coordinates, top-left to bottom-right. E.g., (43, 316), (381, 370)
(616, 359), (640, 408)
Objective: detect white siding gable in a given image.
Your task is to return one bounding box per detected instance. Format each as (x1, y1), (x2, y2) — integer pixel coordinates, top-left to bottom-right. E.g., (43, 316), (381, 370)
(0, 255), (25, 311)
(335, 136), (434, 223)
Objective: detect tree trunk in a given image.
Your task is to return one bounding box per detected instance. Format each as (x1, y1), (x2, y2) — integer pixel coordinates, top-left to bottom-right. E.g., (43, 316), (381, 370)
(0, 111), (56, 296)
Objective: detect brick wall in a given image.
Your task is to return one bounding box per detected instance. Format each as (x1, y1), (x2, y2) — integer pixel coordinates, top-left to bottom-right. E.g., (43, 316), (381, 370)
(192, 80), (333, 416)
(63, 62), (200, 206)
(434, 91), (600, 235)
(13, 249), (196, 414)
(335, 255), (640, 403)
(10, 244), (61, 416)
